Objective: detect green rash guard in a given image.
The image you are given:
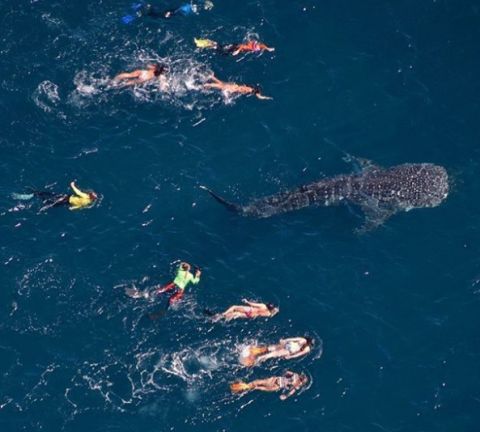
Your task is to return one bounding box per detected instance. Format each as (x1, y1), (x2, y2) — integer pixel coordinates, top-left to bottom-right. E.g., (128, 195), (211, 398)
(173, 269), (200, 290)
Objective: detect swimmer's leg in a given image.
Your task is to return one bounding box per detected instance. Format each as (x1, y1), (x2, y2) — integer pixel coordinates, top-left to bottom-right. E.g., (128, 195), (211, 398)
(168, 289), (184, 307)
(39, 194), (69, 212)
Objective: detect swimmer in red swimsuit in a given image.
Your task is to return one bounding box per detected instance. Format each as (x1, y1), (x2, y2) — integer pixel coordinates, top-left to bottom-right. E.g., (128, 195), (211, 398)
(229, 40), (275, 56)
(194, 38), (275, 56)
(207, 299), (279, 322)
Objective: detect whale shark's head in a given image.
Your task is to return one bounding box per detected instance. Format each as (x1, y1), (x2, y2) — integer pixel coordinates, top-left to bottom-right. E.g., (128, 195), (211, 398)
(358, 163), (449, 210)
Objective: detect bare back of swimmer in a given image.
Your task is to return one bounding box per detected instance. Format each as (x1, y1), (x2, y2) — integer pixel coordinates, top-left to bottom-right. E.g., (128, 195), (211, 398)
(203, 75), (272, 100)
(113, 63), (168, 87)
(230, 371), (308, 400)
(240, 337), (314, 367)
(209, 299), (279, 322)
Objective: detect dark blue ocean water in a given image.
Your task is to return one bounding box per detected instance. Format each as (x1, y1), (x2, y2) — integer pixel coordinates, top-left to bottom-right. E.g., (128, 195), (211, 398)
(1, 1), (480, 431)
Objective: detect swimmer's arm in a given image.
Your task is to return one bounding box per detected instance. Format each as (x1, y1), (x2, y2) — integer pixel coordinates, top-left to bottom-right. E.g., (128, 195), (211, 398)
(114, 71), (141, 81)
(262, 44), (275, 52)
(280, 387), (298, 400)
(285, 346), (310, 360)
(255, 93), (273, 101)
(285, 337), (304, 344)
(207, 74), (222, 84)
(69, 204), (83, 211)
(242, 299), (265, 308)
(190, 270), (201, 284)
(70, 182), (89, 199)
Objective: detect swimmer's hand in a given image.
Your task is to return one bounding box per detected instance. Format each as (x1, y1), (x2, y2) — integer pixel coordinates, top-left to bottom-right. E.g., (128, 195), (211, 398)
(195, 269), (202, 277)
(256, 94), (273, 101)
(279, 394), (287, 401)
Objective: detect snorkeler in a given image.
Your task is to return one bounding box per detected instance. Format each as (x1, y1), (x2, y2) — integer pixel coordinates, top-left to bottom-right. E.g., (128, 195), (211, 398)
(122, 1), (213, 24)
(203, 75), (272, 100)
(194, 38), (275, 56)
(13, 182), (98, 212)
(125, 262), (201, 307)
(230, 370), (308, 400)
(239, 337), (314, 367)
(152, 262), (201, 306)
(206, 299), (279, 322)
(113, 63), (168, 87)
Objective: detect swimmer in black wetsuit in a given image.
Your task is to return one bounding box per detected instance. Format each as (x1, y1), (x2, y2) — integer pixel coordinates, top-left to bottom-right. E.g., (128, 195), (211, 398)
(137, 2), (199, 19)
(122, 1), (213, 24)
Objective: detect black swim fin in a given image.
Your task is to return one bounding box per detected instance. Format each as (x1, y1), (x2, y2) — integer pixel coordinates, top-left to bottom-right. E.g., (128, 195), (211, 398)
(125, 287), (149, 299)
(199, 185), (241, 213)
(148, 310), (166, 320)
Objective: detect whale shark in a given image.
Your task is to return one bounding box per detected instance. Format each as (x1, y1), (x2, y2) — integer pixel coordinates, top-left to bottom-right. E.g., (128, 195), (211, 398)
(200, 161), (449, 231)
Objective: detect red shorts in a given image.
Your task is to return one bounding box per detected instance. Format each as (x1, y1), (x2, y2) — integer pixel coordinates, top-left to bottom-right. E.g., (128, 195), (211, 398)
(168, 288), (184, 305)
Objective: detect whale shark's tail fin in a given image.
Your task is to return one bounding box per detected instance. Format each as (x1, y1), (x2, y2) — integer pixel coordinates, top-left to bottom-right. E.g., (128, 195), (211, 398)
(199, 185), (241, 213)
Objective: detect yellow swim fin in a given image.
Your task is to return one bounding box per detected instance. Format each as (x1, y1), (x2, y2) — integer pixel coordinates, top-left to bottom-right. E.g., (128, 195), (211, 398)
(194, 38), (217, 49)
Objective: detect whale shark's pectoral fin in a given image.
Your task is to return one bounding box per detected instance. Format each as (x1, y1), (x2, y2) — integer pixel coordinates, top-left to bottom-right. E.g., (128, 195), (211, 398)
(356, 204), (395, 234)
(343, 154), (381, 174)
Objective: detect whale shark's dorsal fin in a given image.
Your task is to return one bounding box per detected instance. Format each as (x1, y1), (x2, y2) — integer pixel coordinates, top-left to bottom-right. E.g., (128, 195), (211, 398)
(342, 154), (381, 174)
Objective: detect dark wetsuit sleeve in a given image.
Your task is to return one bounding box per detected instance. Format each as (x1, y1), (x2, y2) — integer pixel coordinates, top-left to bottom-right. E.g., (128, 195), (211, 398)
(144, 5), (171, 18)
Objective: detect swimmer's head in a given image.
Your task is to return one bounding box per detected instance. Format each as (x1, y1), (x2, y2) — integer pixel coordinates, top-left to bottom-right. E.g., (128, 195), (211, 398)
(181, 262), (191, 271)
(252, 85), (261, 95)
(152, 64), (167, 76)
(89, 192), (98, 201)
(299, 373), (309, 385)
(266, 303), (279, 316)
(305, 337), (314, 348)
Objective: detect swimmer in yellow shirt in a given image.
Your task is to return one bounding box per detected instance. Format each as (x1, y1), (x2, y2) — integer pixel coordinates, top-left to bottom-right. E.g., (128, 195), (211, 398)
(67, 182), (98, 210)
(13, 182), (98, 212)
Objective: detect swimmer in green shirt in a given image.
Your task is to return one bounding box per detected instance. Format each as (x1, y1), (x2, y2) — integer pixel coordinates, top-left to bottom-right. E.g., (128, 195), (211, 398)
(153, 262), (201, 306)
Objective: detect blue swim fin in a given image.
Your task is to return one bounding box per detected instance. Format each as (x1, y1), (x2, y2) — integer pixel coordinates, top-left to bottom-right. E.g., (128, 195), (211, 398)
(12, 193), (34, 201)
(121, 14), (137, 24)
(177, 3), (196, 15)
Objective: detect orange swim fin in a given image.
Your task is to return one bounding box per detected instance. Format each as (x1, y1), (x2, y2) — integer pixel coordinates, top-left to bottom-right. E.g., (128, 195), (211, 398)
(230, 381), (251, 393)
(250, 346), (268, 356)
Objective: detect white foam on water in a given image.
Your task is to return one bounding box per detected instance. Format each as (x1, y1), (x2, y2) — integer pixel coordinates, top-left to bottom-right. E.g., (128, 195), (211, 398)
(32, 80), (61, 113)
